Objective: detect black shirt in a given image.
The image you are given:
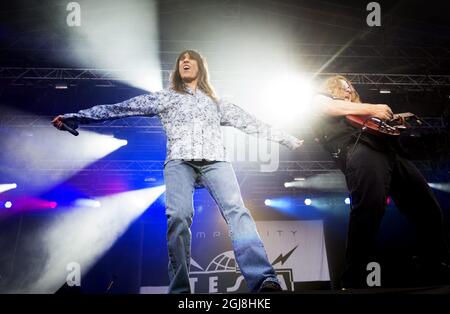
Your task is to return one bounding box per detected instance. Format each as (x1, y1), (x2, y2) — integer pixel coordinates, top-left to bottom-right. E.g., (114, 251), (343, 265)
(311, 94), (397, 170)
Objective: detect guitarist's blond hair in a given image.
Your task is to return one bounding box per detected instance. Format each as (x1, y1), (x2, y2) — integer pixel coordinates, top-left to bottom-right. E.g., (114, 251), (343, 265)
(321, 75), (361, 103)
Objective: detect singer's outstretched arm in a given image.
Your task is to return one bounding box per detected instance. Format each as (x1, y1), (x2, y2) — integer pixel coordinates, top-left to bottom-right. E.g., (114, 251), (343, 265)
(52, 91), (164, 130)
(219, 101), (303, 150)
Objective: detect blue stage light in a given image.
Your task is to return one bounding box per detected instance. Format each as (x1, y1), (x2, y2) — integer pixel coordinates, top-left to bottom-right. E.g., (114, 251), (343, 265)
(0, 183), (17, 194)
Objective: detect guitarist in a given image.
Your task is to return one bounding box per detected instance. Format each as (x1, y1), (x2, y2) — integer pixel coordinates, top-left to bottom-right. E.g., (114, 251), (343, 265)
(311, 75), (449, 289)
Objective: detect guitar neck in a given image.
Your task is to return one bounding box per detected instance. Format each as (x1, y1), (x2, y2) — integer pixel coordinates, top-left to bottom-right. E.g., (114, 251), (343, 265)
(393, 112), (414, 119)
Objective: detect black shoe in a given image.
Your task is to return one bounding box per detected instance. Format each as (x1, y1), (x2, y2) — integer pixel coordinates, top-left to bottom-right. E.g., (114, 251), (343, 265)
(258, 281), (282, 293)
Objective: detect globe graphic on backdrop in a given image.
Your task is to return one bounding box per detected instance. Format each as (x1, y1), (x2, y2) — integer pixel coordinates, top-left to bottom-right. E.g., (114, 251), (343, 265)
(205, 251), (239, 272)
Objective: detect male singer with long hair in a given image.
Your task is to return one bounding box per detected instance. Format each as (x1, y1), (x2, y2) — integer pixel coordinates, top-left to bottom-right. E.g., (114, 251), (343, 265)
(53, 50), (303, 293)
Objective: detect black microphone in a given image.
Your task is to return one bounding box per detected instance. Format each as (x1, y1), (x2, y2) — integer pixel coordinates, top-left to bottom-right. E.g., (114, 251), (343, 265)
(61, 122), (79, 136)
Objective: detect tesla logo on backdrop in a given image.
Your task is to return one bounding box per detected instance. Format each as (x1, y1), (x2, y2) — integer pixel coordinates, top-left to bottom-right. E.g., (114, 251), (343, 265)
(188, 247), (298, 293)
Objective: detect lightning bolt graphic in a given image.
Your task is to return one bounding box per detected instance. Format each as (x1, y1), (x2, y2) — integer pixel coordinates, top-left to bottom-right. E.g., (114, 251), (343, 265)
(190, 258), (204, 271)
(271, 245), (298, 266)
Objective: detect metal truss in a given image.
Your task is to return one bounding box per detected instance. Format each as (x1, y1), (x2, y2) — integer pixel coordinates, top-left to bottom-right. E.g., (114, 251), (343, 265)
(0, 160), (339, 173)
(2, 67), (450, 90)
(0, 115), (164, 129)
(1, 116), (444, 174)
(230, 161), (340, 173)
(336, 73), (450, 89)
(1, 115), (446, 129)
(8, 159), (436, 174)
(217, 160), (437, 174)
(0, 67), (131, 88)
(17, 160), (167, 172)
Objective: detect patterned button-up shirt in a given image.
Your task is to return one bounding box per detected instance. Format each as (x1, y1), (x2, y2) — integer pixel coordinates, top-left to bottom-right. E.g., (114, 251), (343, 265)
(63, 87), (301, 162)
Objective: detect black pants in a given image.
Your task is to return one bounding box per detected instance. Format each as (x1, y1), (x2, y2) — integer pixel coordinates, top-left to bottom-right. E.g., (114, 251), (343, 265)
(340, 143), (448, 287)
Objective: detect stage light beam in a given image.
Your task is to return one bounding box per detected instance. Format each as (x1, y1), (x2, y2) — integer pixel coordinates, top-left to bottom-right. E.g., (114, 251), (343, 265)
(283, 173), (347, 192)
(22, 185), (165, 293)
(2, 122), (130, 195)
(67, 0), (161, 91)
(259, 74), (314, 128)
(429, 183), (450, 193)
(0, 183), (17, 194)
(264, 198), (292, 210)
(74, 199), (102, 208)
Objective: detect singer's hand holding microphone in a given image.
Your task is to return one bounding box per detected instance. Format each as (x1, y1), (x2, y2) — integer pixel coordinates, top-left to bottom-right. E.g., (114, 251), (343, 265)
(52, 115), (79, 136)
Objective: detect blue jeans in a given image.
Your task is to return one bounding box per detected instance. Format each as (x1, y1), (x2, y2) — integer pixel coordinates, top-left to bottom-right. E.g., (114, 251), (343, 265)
(164, 159), (279, 293)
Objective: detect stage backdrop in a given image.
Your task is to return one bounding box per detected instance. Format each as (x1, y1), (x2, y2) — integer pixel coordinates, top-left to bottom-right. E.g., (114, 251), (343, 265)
(140, 219), (330, 293)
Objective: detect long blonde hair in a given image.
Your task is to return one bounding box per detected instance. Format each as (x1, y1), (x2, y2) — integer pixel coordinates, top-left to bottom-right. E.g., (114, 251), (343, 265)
(320, 75), (361, 103)
(170, 49), (218, 101)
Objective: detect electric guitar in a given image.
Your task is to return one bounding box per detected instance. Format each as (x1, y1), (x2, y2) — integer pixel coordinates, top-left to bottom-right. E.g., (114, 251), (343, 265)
(345, 112), (416, 136)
